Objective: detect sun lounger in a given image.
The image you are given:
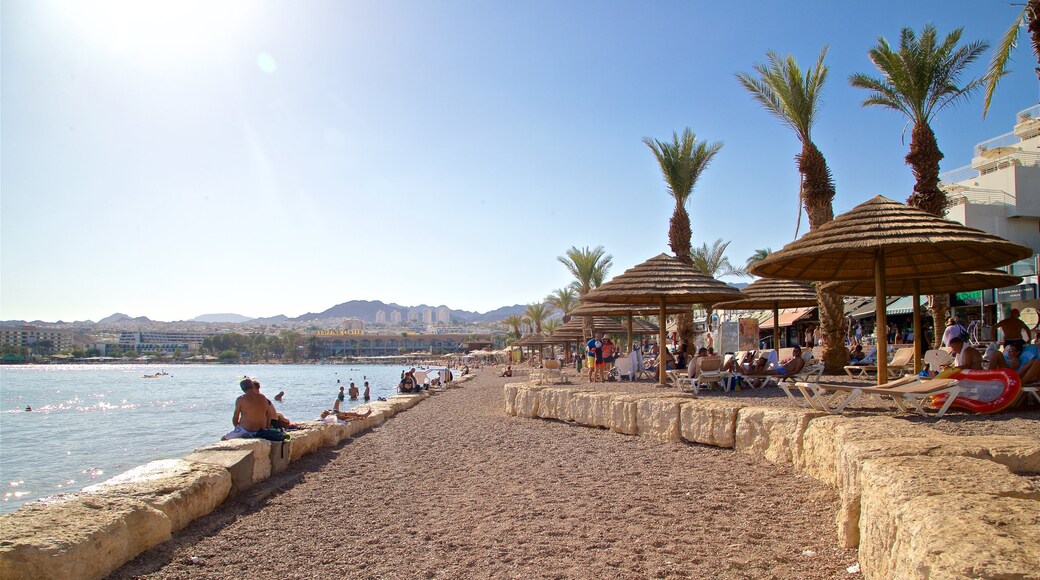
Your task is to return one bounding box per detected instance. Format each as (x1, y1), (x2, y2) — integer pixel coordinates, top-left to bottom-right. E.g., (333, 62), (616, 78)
(1021, 384), (1040, 404)
(843, 347), (915, 380)
(677, 356), (728, 394)
(792, 377), (962, 418)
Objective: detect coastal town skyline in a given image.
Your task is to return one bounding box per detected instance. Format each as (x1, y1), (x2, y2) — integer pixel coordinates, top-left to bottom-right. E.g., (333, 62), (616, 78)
(2, 0), (1036, 322)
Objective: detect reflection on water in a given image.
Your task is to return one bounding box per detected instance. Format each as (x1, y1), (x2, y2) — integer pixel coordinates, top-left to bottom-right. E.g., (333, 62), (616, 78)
(0, 363), (422, 513)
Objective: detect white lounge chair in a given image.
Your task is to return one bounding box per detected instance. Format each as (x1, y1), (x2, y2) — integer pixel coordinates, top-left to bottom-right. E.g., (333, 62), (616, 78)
(793, 376), (962, 418)
(677, 356), (728, 393)
(613, 357), (635, 381)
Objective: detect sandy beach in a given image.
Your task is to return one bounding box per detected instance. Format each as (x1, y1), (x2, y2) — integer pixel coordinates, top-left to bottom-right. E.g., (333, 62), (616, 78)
(112, 369), (868, 579)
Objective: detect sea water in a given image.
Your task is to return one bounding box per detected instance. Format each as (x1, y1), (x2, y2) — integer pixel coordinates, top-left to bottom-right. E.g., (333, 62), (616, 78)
(0, 363), (436, 514)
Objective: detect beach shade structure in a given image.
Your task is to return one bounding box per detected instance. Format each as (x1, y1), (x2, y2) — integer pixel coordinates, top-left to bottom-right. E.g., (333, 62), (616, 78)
(750, 195), (1032, 383)
(569, 301), (683, 353)
(583, 253), (745, 386)
(713, 279), (818, 352)
(822, 270), (1022, 374)
(515, 332), (552, 361)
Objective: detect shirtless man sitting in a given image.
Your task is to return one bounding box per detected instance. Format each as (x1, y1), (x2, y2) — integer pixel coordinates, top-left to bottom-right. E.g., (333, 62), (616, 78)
(946, 337), (982, 371)
(223, 378), (276, 440)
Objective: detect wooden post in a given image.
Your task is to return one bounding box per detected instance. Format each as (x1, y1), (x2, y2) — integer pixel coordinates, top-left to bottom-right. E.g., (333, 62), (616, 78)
(912, 279), (922, 375)
(659, 297), (668, 386)
(875, 251), (889, 385)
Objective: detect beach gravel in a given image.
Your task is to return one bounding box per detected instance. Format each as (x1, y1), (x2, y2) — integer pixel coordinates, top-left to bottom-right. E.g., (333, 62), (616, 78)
(112, 370), (863, 579)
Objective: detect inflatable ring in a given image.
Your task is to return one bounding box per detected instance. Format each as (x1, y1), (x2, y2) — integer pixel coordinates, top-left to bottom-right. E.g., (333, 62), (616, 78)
(931, 368), (1022, 414)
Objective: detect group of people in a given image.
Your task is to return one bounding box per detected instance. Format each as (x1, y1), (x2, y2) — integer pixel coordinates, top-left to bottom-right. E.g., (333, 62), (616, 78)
(335, 379), (371, 409)
(584, 334), (619, 382)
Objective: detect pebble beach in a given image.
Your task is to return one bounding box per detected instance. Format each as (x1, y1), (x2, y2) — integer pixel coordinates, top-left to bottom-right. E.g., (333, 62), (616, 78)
(111, 369), (871, 579)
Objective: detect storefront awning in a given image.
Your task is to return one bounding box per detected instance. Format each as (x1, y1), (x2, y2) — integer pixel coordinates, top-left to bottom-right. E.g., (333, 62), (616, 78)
(760, 307), (816, 329)
(885, 295), (929, 316)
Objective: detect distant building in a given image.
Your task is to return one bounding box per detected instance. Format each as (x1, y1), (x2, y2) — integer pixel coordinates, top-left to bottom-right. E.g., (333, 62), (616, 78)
(313, 333), (499, 356)
(408, 309), (419, 322)
(390, 310), (402, 323)
(118, 330), (215, 354)
(436, 307), (451, 323)
(343, 318), (364, 332)
(375, 310), (386, 323)
(422, 308), (433, 324)
(0, 325), (87, 351)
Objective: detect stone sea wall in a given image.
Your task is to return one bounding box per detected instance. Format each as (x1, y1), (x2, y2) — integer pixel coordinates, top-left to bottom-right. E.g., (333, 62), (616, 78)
(0, 374), (475, 580)
(503, 382), (1040, 580)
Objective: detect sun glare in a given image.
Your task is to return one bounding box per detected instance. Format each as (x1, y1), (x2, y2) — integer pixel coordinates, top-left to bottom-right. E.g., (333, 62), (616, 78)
(59, 0), (255, 63)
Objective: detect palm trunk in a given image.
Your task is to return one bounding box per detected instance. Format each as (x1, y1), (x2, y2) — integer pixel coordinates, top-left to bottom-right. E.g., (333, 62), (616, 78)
(904, 121), (949, 348)
(670, 205), (697, 349)
(798, 141), (848, 372)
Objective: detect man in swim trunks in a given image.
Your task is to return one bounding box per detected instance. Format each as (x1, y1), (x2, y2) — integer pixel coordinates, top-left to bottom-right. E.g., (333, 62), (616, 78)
(224, 378), (276, 440)
(996, 308), (1032, 348)
(348, 382), (360, 400)
(363, 381), (371, 401)
(320, 407), (373, 421)
(746, 347), (805, 387)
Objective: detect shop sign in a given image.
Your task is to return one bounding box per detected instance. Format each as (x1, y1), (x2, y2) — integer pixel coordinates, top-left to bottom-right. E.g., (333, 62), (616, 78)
(951, 290), (982, 307)
(997, 283), (1037, 302)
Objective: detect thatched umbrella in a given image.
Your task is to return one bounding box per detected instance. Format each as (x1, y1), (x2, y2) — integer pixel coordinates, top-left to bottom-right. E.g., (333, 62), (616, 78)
(515, 332), (552, 362)
(713, 279), (818, 352)
(569, 301), (683, 353)
(583, 253), (744, 385)
(750, 196), (1031, 383)
(822, 270), (1022, 374)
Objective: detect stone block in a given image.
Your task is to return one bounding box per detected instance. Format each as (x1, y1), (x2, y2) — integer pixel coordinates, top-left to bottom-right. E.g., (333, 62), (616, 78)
(268, 440), (292, 475)
(679, 400), (743, 448)
(608, 394), (643, 436)
(798, 416), (943, 486)
(186, 438), (271, 495)
(366, 400), (396, 418)
(858, 455), (1040, 579)
(285, 424), (326, 462)
(537, 388), (592, 422)
(0, 494), (171, 580)
(569, 392), (615, 428)
(515, 385), (549, 418)
(388, 393), (424, 411)
(636, 397), (690, 443)
(835, 434), (1040, 548)
(734, 406), (825, 465)
(82, 458), (231, 532)
(321, 420), (351, 446)
(503, 383), (522, 415)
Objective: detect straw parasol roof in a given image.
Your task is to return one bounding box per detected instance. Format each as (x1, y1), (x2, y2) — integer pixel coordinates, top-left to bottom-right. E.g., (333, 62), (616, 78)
(583, 253), (744, 385)
(568, 302), (688, 317)
(750, 196), (1032, 281)
(749, 195), (1032, 382)
(584, 254), (745, 305)
(714, 279), (819, 349)
(515, 332), (551, 346)
(820, 271), (1022, 296)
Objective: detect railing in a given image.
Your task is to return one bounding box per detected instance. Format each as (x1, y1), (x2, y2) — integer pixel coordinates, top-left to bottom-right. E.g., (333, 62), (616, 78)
(1016, 104), (1040, 123)
(975, 131), (1021, 155)
(938, 164), (977, 185)
(946, 187), (1016, 206)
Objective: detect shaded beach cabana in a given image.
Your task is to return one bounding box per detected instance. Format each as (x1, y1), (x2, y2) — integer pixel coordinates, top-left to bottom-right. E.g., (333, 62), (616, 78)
(569, 301), (682, 354)
(750, 196), (1031, 383)
(822, 270), (1022, 374)
(583, 253), (744, 386)
(713, 279), (818, 351)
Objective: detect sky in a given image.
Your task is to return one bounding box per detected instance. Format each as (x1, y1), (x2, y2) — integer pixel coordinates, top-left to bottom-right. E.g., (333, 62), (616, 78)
(1, 0), (1037, 322)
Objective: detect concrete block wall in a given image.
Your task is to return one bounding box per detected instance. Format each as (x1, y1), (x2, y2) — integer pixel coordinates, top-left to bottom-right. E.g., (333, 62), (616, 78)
(504, 382), (1040, 580)
(0, 374), (476, 580)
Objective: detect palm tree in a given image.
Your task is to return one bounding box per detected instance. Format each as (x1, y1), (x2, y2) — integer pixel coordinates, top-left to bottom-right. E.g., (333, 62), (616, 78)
(504, 315), (524, 341)
(690, 239), (749, 333)
(644, 128), (722, 348)
(983, 2), (1040, 117)
(546, 287), (578, 317)
(737, 47), (846, 371)
(543, 318), (561, 334)
(850, 24), (988, 346)
(557, 245), (613, 296)
(524, 302), (551, 334)
(745, 248), (773, 269)
(643, 129), (723, 262)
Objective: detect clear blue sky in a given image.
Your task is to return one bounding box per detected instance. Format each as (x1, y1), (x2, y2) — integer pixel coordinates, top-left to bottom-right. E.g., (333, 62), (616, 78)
(2, 0), (1036, 322)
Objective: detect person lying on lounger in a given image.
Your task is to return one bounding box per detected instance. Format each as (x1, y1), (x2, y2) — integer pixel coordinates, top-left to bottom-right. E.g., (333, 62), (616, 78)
(320, 407), (373, 421)
(745, 347), (805, 387)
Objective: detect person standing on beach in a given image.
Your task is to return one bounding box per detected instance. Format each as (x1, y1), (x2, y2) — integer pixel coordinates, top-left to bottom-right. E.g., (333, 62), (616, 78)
(996, 308), (1032, 347)
(363, 381), (371, 401)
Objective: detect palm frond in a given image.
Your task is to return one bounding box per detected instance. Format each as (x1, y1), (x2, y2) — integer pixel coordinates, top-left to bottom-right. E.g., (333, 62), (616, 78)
(984, 7), (1028, 117)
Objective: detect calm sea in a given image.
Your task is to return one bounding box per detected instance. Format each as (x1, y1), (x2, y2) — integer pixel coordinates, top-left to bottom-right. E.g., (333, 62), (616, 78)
(0, 363), (437, 514)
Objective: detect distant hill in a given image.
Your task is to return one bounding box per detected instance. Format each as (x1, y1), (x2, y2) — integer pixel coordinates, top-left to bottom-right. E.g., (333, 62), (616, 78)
(98, 313), (152, 324)
(291, 300), (526, 324)
(192, 313), (255, 323)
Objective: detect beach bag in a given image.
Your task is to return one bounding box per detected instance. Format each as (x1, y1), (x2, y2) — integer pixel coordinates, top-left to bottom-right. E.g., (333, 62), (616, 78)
(255, 428), (288, 442)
